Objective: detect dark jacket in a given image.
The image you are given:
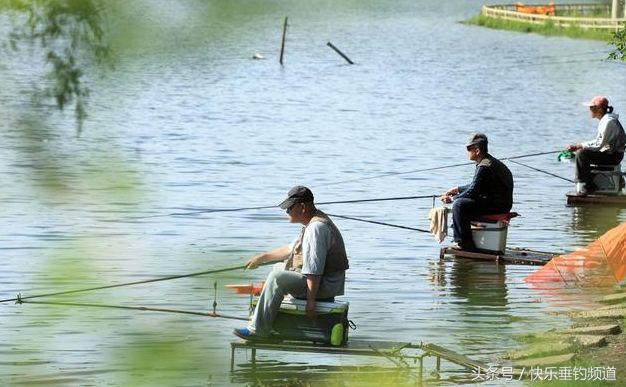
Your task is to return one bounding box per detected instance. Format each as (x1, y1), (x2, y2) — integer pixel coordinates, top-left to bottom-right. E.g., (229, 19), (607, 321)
(456, 154), (514, 212)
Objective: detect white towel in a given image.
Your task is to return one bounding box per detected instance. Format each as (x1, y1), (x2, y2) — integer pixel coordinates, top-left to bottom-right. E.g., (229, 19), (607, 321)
(428, 206), (448, 243)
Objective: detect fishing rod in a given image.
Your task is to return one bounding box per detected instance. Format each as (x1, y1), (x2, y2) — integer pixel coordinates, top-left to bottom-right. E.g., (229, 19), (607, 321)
(320, 150), (563, 187)
(131, 150), (563, 220)
(135, 150), (563, 220)
(508, 159), (574, 183)
(0, 263), (250, 304)
(17, 299), (249, 321)
(141, 194), (439, 218)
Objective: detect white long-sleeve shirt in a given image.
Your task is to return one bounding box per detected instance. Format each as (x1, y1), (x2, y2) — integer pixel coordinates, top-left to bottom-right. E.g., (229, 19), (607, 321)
(582, 113), (626, 153)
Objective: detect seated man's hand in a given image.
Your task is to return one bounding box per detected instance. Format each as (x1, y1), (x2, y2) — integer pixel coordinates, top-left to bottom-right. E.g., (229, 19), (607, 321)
(441, 195), (453, 204)
(567, 144), (581, 151)
(444, 187), (459, 196)
(305, 299), (316, 320)
(246, 254), (264, 270)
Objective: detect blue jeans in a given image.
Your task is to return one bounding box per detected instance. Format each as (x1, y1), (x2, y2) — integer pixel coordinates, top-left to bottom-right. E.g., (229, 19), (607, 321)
(452, 198), (504, 248)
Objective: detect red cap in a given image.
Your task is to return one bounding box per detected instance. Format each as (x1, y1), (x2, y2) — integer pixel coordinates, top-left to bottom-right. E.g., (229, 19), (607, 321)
(582, 96), (609, 109)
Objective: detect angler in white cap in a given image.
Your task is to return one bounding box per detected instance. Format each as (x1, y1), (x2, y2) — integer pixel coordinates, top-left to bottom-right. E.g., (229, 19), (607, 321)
(567, 96), (626, 195)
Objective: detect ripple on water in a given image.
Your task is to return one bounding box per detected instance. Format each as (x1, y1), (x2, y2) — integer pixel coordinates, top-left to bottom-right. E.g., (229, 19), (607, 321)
(2, 0), (625, 384)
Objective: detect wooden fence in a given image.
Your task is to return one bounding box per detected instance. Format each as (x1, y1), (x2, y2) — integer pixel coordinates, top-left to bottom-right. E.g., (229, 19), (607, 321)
(482, 3), (626, 30)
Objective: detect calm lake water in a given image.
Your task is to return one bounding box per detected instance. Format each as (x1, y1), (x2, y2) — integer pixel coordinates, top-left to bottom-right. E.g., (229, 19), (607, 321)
(1, 0), (626, 384)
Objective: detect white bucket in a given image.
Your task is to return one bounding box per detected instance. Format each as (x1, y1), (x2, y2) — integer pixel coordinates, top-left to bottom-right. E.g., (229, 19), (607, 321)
(471, 220), (508, 253)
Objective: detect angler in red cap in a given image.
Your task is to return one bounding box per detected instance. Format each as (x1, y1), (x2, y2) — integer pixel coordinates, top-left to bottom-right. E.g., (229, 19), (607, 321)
(567, 96), (626, 195)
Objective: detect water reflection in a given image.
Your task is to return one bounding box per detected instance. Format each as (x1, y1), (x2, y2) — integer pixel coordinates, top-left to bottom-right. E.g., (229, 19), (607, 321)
(3, 0), (626, 383)
(569, 204), (625, 244)
(231, 364), (423, 385)
(448, 258), (508, 310)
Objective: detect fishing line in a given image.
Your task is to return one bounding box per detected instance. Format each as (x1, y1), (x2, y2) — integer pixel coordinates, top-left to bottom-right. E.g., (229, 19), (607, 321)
(508, 159), (574, 183)
(466, 58), (601, 72)
(452, 49), (608, 73)
(0, 263), (250, 304)
(17, 299), (249, 321)
(321, 150), (563, 187)
(326, 213), (430, 233)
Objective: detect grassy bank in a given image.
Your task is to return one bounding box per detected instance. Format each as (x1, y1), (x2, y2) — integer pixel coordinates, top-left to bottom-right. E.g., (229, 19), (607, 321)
(464, 14), (614, 41)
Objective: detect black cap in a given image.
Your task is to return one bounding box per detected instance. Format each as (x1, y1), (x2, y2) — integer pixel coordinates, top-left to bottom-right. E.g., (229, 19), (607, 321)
(278, 186), (314, 209)
(466, 132), (488, 147)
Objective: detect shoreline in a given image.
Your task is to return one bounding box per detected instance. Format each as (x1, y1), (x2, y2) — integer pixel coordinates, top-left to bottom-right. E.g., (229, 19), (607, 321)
(505, 290), (626, 384)
(464, 14), (615, 41)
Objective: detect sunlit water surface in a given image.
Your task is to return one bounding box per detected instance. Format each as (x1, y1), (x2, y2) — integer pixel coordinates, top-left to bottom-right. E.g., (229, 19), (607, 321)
(1, 0), (625, 385)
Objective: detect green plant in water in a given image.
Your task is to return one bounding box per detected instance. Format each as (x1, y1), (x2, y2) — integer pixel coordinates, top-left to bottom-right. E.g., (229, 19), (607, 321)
(608, 26), (626, 61)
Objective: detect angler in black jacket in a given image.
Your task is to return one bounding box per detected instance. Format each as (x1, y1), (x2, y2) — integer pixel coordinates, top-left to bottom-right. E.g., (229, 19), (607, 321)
(441, 133), (514, 250)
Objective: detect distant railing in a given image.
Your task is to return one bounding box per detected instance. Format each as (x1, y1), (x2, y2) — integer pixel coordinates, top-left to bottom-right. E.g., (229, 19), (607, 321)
(482, 3), (626, 30)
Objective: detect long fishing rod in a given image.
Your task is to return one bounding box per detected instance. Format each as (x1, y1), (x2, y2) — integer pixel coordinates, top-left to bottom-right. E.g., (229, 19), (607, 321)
(320, 150), (563, 187)
(18, 299), (249, 321)
(508, 159), (574, 183)
(327, 213), (430, 233)
(0, 263), (249, 304)
(137, 150), (563, 219)
(143, 194), (439, 218)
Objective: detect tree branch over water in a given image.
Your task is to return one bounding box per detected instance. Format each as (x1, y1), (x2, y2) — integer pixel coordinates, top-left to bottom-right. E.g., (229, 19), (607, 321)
(608, 27), (626, 61)
(1, 0), (112, 132)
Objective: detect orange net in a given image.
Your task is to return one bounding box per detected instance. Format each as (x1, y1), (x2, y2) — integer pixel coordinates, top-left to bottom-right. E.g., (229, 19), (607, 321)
(525, 222), (626, 288)
(515, 2), (556, 16)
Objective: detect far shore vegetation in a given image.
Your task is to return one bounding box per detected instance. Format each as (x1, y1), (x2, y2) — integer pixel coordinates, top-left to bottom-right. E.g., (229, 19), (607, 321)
(464, 14), (615, 41)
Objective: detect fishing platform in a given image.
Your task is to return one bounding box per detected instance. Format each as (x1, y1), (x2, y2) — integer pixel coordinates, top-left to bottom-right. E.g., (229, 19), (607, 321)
(566, 163), (626, 206)
(230, 339), (489, 383)
(566, 191), (626, 206)
(438, 212), (558, 265)
(440, 246), (556, 265)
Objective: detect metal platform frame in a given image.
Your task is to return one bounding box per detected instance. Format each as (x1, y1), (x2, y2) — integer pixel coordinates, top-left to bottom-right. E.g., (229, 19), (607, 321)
(230, 339), (488, 383)
(439, 246), (556, 265)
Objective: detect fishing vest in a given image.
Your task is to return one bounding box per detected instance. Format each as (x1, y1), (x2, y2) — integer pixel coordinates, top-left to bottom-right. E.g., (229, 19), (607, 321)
(285, 210), (349, 275)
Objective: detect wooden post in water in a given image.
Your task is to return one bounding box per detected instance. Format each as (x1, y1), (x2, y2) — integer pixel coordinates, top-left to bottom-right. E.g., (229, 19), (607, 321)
(326, 42), (354, 65)
(279, 17), (288, 65)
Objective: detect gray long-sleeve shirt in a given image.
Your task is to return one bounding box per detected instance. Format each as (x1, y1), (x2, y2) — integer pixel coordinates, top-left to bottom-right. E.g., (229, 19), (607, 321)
(582, 113), (626, 154)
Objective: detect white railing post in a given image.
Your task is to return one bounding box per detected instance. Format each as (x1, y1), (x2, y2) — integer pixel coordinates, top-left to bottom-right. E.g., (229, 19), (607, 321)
(612, 0), (619, 19)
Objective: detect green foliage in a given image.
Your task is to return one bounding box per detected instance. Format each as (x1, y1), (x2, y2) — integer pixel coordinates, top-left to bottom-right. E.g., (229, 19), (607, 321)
(464, 14), (614, 42)
(112, 332), (207, 386)
(1, 0), (113, 132)
(608, 26), (626, 61)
